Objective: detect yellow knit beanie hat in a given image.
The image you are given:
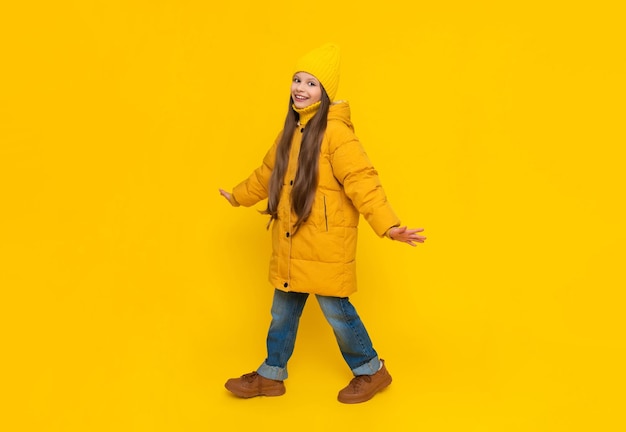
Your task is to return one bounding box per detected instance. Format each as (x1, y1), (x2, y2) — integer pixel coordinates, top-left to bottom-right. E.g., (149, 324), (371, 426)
(294, 43), (340, 101)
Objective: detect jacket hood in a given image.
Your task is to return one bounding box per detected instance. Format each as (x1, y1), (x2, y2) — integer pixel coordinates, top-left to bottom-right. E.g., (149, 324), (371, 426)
(328, 100), (354, 131)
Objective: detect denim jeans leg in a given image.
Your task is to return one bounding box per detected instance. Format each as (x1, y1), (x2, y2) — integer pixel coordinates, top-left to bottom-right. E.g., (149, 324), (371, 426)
(257, 289), (309, 381)
(316, 295), (381, 376)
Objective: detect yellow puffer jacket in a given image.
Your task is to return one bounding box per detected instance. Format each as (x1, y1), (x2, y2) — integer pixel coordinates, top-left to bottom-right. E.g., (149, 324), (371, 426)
(232, 101), (400, 297)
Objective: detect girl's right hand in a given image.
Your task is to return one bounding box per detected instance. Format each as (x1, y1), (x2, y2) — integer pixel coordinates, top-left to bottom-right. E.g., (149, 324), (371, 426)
(389, 226), (426, 246)
(219, 188), (240, 207)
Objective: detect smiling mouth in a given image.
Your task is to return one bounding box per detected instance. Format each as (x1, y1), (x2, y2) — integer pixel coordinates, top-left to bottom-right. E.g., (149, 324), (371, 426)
(294, 94), (307, 101)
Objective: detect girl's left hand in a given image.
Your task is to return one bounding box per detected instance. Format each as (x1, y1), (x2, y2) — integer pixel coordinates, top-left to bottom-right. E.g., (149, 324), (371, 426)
(219, 188), (240, 207)
(389, 226), (426, 246)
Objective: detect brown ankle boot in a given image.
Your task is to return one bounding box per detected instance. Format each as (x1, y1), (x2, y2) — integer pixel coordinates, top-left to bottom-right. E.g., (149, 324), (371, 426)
(337, 360), (392, 404)
(225, 372), (286, 398)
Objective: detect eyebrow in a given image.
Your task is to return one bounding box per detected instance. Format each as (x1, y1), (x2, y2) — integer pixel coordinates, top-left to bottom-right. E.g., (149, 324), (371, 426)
(294, 74), (318, 83)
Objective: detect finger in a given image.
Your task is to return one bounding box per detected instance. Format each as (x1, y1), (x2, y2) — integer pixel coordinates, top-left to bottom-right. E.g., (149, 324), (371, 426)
(406, 228), (424, 234)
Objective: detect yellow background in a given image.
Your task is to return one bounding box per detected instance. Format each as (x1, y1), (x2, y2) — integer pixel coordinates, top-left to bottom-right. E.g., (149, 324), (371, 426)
(1, 1), (624, 431)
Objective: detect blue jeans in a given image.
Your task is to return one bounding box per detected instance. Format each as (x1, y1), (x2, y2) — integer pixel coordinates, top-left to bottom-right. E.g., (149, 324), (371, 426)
(256, 289), (381, 380)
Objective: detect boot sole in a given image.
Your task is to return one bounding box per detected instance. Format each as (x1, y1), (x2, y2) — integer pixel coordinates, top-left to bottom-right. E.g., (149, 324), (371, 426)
(225, 382), (286, 398)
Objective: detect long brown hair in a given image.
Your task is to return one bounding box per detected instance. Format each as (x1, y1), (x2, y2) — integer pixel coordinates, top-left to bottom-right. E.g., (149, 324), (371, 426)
(265, 87), (331, 233)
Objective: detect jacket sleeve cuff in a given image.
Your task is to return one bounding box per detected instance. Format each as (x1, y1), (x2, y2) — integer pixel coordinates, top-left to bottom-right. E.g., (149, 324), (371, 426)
(385, 225), (400, 239)
(366, 207), (401, 238)
(228, 190), (241, 207)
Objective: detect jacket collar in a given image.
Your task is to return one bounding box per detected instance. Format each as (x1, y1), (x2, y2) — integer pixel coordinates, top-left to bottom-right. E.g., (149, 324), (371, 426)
(293, 101), (321, 127)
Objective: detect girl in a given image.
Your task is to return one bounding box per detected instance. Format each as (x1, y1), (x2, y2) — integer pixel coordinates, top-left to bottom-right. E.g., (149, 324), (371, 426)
(219, 44), (426, 404)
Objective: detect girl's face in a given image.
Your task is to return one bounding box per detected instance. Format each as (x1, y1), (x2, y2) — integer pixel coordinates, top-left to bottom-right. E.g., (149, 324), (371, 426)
(291, 72), (322, 109)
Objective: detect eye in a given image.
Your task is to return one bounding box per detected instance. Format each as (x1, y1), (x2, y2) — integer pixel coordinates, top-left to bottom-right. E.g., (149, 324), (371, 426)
(307, 81), (317, 86)
(293, 77), (301, 83)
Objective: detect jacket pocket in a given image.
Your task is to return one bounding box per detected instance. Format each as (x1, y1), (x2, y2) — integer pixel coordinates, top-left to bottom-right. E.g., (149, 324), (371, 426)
(312, 193), (329, 231)
(323, 196), (328, 231)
